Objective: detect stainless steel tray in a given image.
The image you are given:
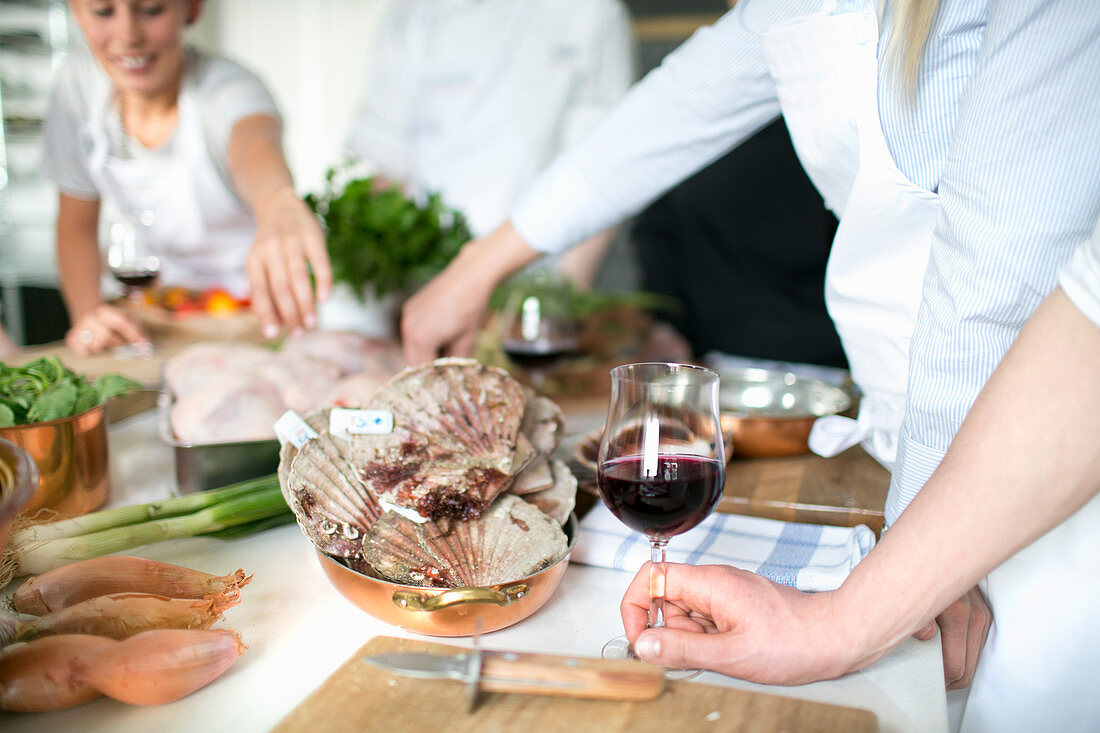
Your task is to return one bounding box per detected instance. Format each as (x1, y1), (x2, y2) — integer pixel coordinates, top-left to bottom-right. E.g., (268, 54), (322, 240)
(157, 390), (281, 494)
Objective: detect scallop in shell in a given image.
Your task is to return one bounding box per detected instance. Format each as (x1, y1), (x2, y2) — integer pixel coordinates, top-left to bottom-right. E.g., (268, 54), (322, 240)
(518, 459), (577, 526)
(279, 409), (382, 558)
(356, 494), (568, 587)
(349, 358), (534, 521)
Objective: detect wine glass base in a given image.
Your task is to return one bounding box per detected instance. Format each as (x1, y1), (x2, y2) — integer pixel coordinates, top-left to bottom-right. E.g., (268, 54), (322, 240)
(601, 635), (702, 681)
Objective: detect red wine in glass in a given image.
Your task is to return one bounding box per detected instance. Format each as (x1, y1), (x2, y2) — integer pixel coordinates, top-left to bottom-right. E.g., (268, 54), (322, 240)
(113, 270), (159, 289)
(598, 454), (724, 538)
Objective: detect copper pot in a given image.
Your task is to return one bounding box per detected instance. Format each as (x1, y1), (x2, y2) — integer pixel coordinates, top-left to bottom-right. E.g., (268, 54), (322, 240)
(0, 404), (110, 520)
(0, 438), (39, 548)
(316, 513), (579, 637)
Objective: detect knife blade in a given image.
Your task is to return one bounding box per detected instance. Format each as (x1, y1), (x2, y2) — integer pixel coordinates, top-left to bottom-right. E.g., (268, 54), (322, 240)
(363, 648), (664, 704)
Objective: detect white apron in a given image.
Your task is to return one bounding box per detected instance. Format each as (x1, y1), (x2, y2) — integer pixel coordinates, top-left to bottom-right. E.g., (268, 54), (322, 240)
(758, 2), (938, 470)
(762, 5), (1100, 731)
(86, 71), (256, 297)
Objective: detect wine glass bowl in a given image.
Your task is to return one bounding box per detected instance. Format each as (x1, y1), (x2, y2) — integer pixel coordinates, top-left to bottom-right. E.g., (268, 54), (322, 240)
(106, 214), (160, 302)
(497, 270), (579, 388)
(596, 362), (725, 676)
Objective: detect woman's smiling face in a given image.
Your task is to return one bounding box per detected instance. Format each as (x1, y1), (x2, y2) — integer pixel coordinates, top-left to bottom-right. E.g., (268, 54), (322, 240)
(69, 0), (202, 99)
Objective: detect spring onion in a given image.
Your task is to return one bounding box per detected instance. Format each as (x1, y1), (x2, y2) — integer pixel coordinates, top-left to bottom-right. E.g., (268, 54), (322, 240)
(1, 475), (289, 587)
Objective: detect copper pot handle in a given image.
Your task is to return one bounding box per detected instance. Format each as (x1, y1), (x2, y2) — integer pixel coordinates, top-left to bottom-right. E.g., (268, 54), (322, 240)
(391, 584), (530, 612)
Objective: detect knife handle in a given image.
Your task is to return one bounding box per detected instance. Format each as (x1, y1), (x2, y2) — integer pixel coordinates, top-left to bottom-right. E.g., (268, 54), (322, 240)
(479, 651), (664, 701)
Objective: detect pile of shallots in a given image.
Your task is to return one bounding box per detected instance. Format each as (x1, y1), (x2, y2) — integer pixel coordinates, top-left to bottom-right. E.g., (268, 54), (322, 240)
(0, 555), (251, 713)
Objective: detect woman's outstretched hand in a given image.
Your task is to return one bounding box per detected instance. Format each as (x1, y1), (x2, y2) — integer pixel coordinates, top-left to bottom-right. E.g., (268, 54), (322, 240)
(621, 562), (865, 684)
(246, 189), (331, 339)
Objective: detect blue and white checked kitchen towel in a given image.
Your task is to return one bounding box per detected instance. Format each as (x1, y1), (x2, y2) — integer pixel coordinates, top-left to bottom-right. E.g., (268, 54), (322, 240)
(573, 504), (876, 592)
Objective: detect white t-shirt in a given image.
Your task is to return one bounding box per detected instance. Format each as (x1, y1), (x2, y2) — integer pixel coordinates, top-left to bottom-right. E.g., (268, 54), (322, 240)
(1060, 217), (1100, 328)
(345, 0), (635, 237)
(41, 45), (279, 202)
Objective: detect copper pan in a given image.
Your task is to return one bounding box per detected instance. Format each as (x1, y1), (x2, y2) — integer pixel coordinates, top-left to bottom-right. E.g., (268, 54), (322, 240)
(316, 513), (579, 637)
(0, 404), (110, 520)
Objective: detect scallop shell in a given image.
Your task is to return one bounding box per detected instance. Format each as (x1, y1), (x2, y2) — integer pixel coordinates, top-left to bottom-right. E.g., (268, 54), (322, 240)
(357, 494), (568, 587)
(278, 409), (382, 558)
(519, 459), (577, 526)
(349, 358), (532, 521)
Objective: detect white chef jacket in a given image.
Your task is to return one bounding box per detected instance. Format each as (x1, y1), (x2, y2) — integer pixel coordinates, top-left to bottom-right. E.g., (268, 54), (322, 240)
(41, 45), (279, 205)
(345, 0), (635, 237)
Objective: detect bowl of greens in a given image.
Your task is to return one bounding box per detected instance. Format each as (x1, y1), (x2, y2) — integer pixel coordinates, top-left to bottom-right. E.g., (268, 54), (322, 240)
(0, 357), (141, 519)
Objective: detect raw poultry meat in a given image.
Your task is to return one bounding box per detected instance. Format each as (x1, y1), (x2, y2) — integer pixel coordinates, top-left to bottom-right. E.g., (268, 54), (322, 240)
(164, 332), (406, 444)
(163, 343), (273, 398)
(278, 331), (405, 376)
(170, 373), (288, 444)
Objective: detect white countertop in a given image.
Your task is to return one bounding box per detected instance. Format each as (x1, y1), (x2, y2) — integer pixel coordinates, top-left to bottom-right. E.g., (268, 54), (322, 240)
(1, 411), (948, 732)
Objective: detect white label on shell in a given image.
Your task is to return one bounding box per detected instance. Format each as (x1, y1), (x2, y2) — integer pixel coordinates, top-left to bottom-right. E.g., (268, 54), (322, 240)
(378, 497), (430, 524)
(274, 410), (319, 448)
(330, 408), (394, 439)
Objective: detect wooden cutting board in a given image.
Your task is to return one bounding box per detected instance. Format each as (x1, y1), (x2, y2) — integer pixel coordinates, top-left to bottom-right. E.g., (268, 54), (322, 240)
(720, 446), (890, 536)
(274, 636), (877, 733)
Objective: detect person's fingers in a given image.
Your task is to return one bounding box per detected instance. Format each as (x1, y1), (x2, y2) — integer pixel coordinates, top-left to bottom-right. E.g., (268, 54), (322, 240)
(247, 249), (279, 339)
(262, 243), (303, 334)
(951, 587), (992, 691)
(96, 306), (148, 344)
(303, 225), (332, 304)
(444, 327), (478, 358)
(633, 627), (729, 671)
(913, 621), (937, 641)
(282, 236), (318, 330)
(936, 595), (972, 688)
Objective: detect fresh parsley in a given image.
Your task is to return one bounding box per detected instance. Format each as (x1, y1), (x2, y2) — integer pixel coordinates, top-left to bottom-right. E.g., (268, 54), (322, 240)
(305, 166), (472, 300)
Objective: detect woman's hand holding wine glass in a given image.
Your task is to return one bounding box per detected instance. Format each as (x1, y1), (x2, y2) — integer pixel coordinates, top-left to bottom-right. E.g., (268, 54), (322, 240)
(597, 362), (726, 679)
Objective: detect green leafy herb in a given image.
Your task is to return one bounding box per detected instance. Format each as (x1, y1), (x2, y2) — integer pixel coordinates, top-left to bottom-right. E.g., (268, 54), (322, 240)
(305, 164), (472, 300)
(0, 357), (142, 427)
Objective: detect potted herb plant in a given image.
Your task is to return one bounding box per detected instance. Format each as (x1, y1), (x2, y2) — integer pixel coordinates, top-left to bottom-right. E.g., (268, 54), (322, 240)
(305, 165), (472, 338)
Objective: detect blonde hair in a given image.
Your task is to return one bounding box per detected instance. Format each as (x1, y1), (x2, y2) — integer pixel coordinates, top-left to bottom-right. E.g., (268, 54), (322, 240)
(885, 0), (940, 101)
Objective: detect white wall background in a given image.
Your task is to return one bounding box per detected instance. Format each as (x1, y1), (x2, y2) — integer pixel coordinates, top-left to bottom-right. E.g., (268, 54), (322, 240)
(189, 0), (393, 195)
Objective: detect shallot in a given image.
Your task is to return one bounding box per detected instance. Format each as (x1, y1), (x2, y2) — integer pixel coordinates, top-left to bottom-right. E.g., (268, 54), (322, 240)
(0, 634), (112, 712)
(12, 555), (252, 615)
(0, 629), (246, 711)
(70, 628), (246, 706)
(13, 591), (241, 642)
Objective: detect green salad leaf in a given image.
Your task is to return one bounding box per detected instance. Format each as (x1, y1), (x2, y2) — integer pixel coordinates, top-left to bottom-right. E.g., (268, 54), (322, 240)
(0, 357), (142, 427)
(305, 164), (472, 300)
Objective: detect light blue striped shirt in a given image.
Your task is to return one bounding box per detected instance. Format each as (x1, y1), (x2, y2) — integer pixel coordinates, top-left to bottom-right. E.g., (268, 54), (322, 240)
(510, 0), (1100, 523)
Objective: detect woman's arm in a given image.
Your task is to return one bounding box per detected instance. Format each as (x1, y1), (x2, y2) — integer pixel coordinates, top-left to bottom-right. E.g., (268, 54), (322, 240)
(227, 113), (330, 339)
(56, 194), (147, 355)
(834, 287), (1100, 667)
(621, 287), (1100, 682)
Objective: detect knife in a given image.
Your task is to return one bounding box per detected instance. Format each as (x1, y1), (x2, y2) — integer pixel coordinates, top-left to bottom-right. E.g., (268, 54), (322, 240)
(363, 648), (664, 709)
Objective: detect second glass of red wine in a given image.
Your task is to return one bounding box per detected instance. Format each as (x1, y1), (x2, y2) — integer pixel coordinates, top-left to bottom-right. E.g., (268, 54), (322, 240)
(105, 212), (159, 357)
(498, 269), (578, 389)
(597, 362), (725, 679)
(106, 213), (160, 303)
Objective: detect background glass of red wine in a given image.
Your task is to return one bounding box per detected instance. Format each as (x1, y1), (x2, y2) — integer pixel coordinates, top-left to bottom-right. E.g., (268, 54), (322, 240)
(596, 362), (725, 674)
(497, 269), (578, 388)
(105, 214), (160, 302)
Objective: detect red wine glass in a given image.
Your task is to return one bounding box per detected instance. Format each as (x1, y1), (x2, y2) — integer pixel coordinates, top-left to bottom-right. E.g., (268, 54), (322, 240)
(498, 269), (578, 389)
(105, 211), (159, 357)
(597, 362), (725, 678)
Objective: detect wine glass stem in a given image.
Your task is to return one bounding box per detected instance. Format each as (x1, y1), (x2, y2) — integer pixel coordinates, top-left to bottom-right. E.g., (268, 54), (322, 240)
(648, 538), (669, 630)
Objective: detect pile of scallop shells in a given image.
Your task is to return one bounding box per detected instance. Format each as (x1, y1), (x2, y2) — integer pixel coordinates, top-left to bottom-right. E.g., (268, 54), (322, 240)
(278, 358), (576, 587)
